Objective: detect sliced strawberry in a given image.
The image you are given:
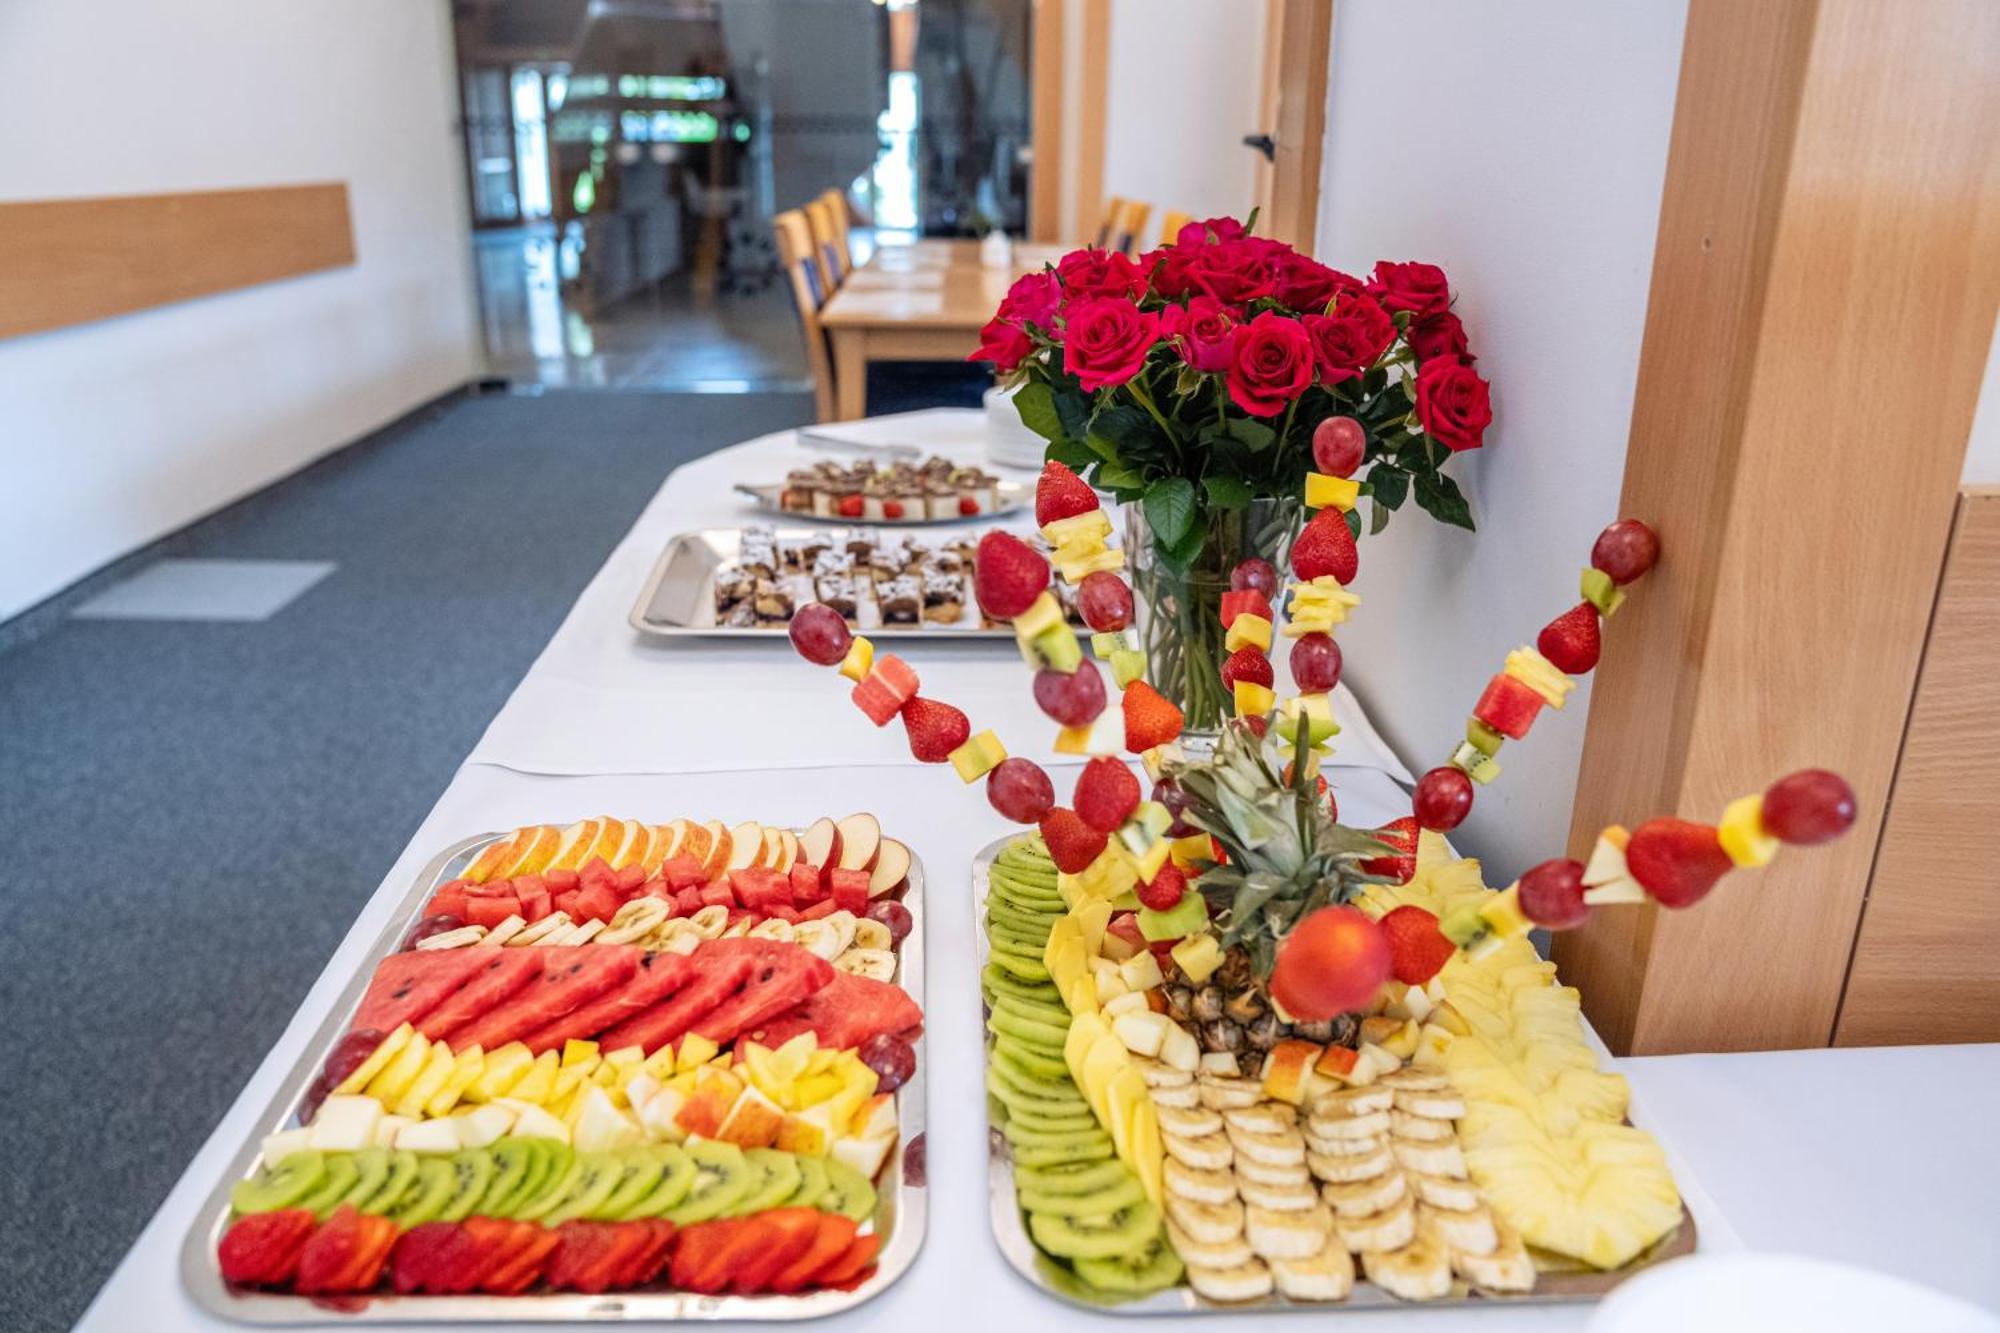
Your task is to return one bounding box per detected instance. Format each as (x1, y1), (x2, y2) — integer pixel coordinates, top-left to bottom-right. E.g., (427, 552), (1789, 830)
(391, 1221), (487, 1295)
(1035, 459), (1098, 526)
(218, 1209), (317, 1287)
(667, 1218), (743, 1295)
(619, 1219), (677, 1288)
(727, 1208), (824, 1294)
(481, 1221), (559, 1296)
(767, 1214), (859, 1294)
(812, 1230), (883, 1289)
(548, 1220), (637, 1294)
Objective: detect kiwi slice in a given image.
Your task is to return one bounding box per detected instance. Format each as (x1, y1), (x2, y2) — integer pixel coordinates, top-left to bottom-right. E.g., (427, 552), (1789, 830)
(391, 1157), (460, 1226)
(337, 1148), (393, 1212)
(987, 1054), (1086, 1105)
(813, 1159), (878, 1222)
(231, 1150), (327, 1214)
(1005, 1119), (1109, 1152)
(541, 1153), (625, 1226)
(438, 1149), (496, 1222)
(991, 861), (1059, 888)
(1028, 1199), (1162, 1261)
(591, 1148), (667, 1220)
(981, 965), (1062, 1005)
(986, 952), (1053, 983)
(1014, 1159), (1131, 1197)
(620, 1145), (698, 1219)
(358, 1150), (421, 1215)
(295, 1154), (363, 1220)
(1017, 1171), (1146, 1216)
(727, 1149), (803, 1216)
(986, 905), (1057, 940)
(1073, 1233), (1184, 1294)
(988, 1013), (1070, 1055)
(474, 1140), (535, 1216)
(665, 1141), (752, 1225)
(517, 1149), (595, 1222)
(985, 1069), (1088, 1119)
(782, 1156), (830, 1210)
(1013, 1135), (1115, 1169)
(987, 925), (1052, 958)
(1002, 1104), (1102, 1135)
(989, 993), (1072, 1029)
(991, 1037), (1070, 1081)
(499, 1140), (571, 1218)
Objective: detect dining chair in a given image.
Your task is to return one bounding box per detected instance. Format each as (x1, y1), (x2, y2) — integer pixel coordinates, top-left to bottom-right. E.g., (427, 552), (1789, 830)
(1113, 199), (1152, 255)
(1093, 195), (1128, 249)
(1156, 209), (1193, 247)
(817, 188), (854, 271)
(804, 196), (849, 292)
(773, 209), (838, 423)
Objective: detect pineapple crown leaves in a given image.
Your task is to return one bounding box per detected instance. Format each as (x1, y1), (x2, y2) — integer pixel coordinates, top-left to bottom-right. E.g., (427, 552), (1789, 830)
(1166, 717), (1401, 980)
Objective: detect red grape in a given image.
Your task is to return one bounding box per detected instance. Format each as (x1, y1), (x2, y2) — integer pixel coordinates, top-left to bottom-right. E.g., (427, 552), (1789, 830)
(297, 1072), (335, 1127)
(857, 1033), (916, 1092)
(1590, 519), (1660, 585)
(1312, 416), (1367, 478)
(1219, 646), (1273, 690)
(319, 1029), (386, 1090)
(1518, 858), (1589, 929)
(1032, 658), (1107, 727)
(1761, 769), (1857, 845)
(788, 603), (852, 665)
(1136, 863), (1186, 911)
(1151, 777), (1195, 837)
(1413, 767), (1473, 832)
(402, 914), (463, 951)
(1076, 571), (1134, 632)
(1290, 633), (1342, 693)
(866, 900), (914, 944)
(1229, 558), (1278, 597)
(988, 757), (1055, 823)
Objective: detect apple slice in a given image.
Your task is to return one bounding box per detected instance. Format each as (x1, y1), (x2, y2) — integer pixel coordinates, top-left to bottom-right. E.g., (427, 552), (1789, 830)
(646, 821), (687, 872)
(500, 824), (562, 878)
(798, 817), (841, 872)
(774, 829), (799, 873)
(758, 827), (784, 870)
(465, 829), (525, 883)
(697, 821), (731, 880)
(726, 822), (764, 872)
(867, 837), (911, 897)
(834, 813), (881, 872)
(546, 819), (601, 871)
(612, 819), (651, 869)
(581, 815), (625, 868)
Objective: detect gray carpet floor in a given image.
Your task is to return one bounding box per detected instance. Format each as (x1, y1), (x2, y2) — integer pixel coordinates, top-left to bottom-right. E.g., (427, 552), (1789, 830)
(0, 389), (812, 1332)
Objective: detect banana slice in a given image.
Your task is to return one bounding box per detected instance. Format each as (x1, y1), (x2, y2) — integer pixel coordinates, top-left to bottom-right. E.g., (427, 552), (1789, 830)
(1167, 1221), (1254, 1270)
(1389, 1138), (1466, 1178)
(1308, 1146), (1395, 1184)
(1407, 1170), (1482, 1211)
(686, 904), (731, 939)
(479, 915), (527, 947)
(1361, 1221), (1452, 1301)
(507, 911), (570, 946)
(1162, 1131), (1234, 1171)
(1165, 1196), (1245, 1245)
(1245, 1203), (1333, 1261)
(1322, 1168), (1407, 1219)
(1149, 1082), (1200, 1109)
(610, 898), (668, 929)
(835, 947), (896, 981)
(1306, 1108), (1390, 1142)
(792, 920), (843, 960)
(1394, 1089), (1465, 1120)
(1334, 1193), (1415, 1254)
(1166, 1158), (1238, 1206)
(1233, 1157), (1311, 1188)
(1197, 1076), (1265, 1110)
(655, 928), (702, 956)
(1157, 1105), (1223, 1139)
(822, 909), (859, 953)
(1134, 1056), (1194, 1089)
(1303, 1127), (1387, 1158)
(1186, 1260), (1273, 1303)
(1451, 1217), (1535, 1293)
(851, 918), (893, 951)
(719, 916), (753, 938)
(1270, 1245), (1355, 1302)
(1419, 1200), (1497, 1255)
(1226, 1124), (1306, 1168)
(1222, 1104), (1294, 1136)
(564, 918), (606, 945)
(1388, 1109), (1453, 1142)
(414, 926), (485, 950)
(748, 917), (797, 943)
(1380, 1068), (1449, 1092)
(1312, 1085), (1393, 1117)
(1237, 1176), (1318, 1212)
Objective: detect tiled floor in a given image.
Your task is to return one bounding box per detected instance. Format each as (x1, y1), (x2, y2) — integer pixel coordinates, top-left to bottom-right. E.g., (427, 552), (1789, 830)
(70, 558), (336, 622)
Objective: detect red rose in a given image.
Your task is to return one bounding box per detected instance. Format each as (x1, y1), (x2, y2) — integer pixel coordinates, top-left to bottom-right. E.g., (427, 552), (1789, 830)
(1160, 296), (1237, 373)
(1367, 260), (1452, 317)
(1225, 311), (1314, 417)
(1192, 238), (1279, 305)
(1177, 216), (1246, 246)
(1057, 247), (1147, 302)
(1063, 297), (1160, 391)
(1407, 309), (1471, 364)
(999, 270), (1061, 328)
(1145, 244), (1203, 299)
(1272, 253), (1362, 314)
(1413, 355), (1493, 451)
(1302, 295), (1396, 384)
(969, 318), (1033, 373)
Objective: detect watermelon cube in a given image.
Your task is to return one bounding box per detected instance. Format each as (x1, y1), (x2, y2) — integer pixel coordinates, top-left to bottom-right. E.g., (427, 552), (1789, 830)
(465, 879), (516, 899)
(829, 868), (871, 914)
(1219, 590), (1273, 629)
(554, 890), (582, 920)
(699, 882), (736, 909)
(1473, 673), (1545, 740)
(614, 863), (647, 896)
(673, 887), (705, 917)
(799, 899), (841, 921)
(574, 882), (624, 924)
(728, 869), (788, 911)
(579, 858), (615, 889)
(661, 856), (707, 891)
(464, 895), (520, 930)
(515, 877), (552, 923)
(850, 655), (920, 726)
(544, 868), (581, 894)
(425, 889), (468, 920)
(766, 904), (801, 923)
(788, 861), (825, 905)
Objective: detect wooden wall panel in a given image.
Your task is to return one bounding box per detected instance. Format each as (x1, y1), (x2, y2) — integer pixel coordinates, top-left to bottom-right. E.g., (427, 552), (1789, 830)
(0, 184), (354, 341)
(1836, 489), (2000, 1046)
(1553, 0), (2000, 1053)
(1262, 0), (1331, 253)
(1029, 0), (1067, 242)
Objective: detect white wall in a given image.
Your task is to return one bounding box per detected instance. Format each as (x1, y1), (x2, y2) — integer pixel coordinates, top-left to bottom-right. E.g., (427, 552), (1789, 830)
(0, 0), (479, 622)
(1314, 0), (1689, 881)
(1963, 315), (2000, 484)
(1096, 0), (1267, 240)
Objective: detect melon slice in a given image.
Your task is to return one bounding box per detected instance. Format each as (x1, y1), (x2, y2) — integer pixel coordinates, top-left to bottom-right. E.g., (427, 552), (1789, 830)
(464, 831), (523, 883)
(416, 949), (546, 1042)
(516, 952), (696, 1055)
(697, 821), (732, 880)
(690, 940), (835, 1044)
(445, 946), (641, 1052)
(598, 952), (756, 1054)
(351, 951), (497, 1035)
(642, 823), (683, 874)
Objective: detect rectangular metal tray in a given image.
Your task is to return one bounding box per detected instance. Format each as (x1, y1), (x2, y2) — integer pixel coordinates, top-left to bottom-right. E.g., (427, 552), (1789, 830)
(182, 829), (928, 1324)
(971, 835), (1694, 1313)
(733, 478), (1029, 526)
(630, 528), (1013, 641)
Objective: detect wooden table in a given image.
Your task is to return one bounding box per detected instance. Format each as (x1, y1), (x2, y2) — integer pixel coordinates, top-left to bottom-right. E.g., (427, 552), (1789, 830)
(820, 238), (1064, 419)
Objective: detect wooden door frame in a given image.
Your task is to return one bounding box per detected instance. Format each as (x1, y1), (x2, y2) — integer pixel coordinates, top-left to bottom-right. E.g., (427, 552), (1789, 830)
(1258, 0), (1331, 252)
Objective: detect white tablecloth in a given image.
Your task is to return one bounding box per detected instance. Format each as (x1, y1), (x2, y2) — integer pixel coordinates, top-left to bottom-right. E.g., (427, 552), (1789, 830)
(79, 410), (1999, 1328)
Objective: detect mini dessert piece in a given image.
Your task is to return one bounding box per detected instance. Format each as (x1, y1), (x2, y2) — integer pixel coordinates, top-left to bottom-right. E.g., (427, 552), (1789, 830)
(814, 573), (860, 621)
(922, 569), (966, 623)
(780, 469), (820, 513)
(877, 574), (922, 625)
(751, 578), (795, 625)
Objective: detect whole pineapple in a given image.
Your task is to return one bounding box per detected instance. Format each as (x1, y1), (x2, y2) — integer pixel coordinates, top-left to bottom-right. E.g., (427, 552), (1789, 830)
(1160, 721), (1387, 1074)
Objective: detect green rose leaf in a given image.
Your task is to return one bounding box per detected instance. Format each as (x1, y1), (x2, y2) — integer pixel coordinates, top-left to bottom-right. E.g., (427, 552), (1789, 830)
(1053, 387), (1092, 443)
(1414, 468), (1476, 530)
(1226, 417), (1277, 453)
(1012, 381), (1061, 441)
(1091, 404), (1151, 447)
(1045, 437), (1095, 468)
(1343, 507), (1363, 539)
(1370, 463), (1409, 511)
(1203, 475), (1254, 510)
(1094, 461), (1146, 493)
(1143, 476), (1197, 550)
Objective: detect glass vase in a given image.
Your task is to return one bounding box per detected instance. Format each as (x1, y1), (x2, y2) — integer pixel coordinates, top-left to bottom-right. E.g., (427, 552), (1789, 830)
(1125, 497), (1304, 742)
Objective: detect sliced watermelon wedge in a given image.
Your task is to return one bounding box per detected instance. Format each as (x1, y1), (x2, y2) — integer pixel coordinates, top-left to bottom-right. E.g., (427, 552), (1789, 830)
(417, 949), (546, 1043)
(690, 940), (834, 1045)
(445, 946), (641, 1052)
(749, 972), (922, 1053)
(350, 950), (498, 1035)
(597, 953), (755, 1054)
(516, 951), (696, 1055)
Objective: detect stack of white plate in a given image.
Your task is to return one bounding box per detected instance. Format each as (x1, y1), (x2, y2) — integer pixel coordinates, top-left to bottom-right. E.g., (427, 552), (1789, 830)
(984, 385), (1048, 472)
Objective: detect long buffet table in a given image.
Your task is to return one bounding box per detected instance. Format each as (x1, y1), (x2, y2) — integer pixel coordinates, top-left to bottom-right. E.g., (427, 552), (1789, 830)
(81, 410), (2000, 1328)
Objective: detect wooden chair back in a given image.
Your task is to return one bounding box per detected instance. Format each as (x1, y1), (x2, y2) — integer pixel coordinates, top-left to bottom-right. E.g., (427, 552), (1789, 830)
(1156, 209), (1193, 248)
(804, 197), (848, 291)
(816, 188), (854, 269)
(1112, 199), (1152, 255)
(1093, 194), (1128, 249)
(773, 208), (837, 422)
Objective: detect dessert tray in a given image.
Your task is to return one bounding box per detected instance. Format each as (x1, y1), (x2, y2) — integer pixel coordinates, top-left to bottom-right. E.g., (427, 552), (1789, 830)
(972, 833), (1695, 1314)
(630, 526), (1099, 640)
(735, 455), (1027, 525)
(182, 813), (925, 1322)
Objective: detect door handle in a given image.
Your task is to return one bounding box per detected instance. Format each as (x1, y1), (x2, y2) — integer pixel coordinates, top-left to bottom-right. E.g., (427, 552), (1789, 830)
(1242, 132), (1277, 162)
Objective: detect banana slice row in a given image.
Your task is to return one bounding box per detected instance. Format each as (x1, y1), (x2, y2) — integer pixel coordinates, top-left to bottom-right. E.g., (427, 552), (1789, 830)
(407, 901), (896, 974)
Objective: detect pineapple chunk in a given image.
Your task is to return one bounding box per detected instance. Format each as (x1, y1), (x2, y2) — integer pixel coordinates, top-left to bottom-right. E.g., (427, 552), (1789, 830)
(1118, 950), (1164, 992)
(1168, 933), (1224, 984)
(1718, 793), (1781, 868)
(333, 1024), (414, 1097)
(1111, 1010), (1171, 1058)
